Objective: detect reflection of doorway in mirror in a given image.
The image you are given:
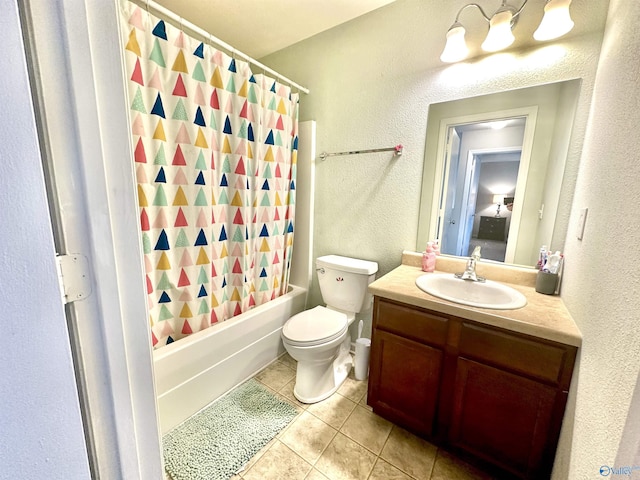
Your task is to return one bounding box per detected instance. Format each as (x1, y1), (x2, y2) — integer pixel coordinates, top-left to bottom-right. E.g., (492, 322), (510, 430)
(419, 79), (582, 267)
(438, 118), (525, 262)
(467, 154), (521, 261)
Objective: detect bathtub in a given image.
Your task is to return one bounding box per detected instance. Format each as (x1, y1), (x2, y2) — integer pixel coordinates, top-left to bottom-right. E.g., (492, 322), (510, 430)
(153, 285), (307, 433)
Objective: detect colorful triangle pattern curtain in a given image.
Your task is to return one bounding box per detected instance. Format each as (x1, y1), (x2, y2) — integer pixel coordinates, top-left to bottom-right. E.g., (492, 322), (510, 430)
(120, 1), (299, 348)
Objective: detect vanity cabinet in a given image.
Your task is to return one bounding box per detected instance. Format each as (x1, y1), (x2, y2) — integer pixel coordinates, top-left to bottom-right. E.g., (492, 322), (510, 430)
(368, 297), (577, 479)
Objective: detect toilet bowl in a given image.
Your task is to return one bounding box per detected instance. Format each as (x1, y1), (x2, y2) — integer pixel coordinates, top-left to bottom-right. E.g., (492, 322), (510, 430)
(282, 255), (378, 404)
(282, 306), (354, 403)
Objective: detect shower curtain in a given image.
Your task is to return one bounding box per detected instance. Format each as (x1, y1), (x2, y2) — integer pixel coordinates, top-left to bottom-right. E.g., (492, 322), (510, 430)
(120, 1), (299, 348)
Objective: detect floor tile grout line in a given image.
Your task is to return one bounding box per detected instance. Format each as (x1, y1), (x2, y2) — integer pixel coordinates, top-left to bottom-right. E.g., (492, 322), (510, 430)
(263, 358), (390, 479)
(255, 360), (416, 480)
(308, 425), (339, 469)
(278, 408), (339, 468)
(375, 425), (426, 480)
(268, 375), (341, 468)
(338, 405), (393, 458)
(426, 447), (443, 480)
(248, 358), (453, 480)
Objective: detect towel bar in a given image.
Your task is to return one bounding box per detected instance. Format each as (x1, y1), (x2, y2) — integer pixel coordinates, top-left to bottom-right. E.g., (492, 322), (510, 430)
(319, 144), (403, 161)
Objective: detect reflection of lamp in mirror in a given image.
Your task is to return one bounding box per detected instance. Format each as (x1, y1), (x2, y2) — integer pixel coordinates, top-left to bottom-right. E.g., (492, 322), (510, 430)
(492, 194), (505, 217)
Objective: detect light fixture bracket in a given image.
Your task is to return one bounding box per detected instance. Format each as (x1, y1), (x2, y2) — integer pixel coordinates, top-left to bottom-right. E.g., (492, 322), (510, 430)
(451, 3), (491, 23)
(450, 1), (528, 26)
(495, 3), (523, 29)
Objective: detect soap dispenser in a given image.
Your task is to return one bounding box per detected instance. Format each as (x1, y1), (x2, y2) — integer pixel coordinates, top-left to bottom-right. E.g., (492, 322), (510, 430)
(422, 242), (437, 272)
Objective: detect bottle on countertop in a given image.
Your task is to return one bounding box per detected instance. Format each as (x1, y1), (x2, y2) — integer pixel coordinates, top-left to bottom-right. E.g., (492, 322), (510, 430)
(432, 240), (440, 256)
(544, 251), (562, 274)
(536, 245), (548, 270)
(422, 242), (437, 272)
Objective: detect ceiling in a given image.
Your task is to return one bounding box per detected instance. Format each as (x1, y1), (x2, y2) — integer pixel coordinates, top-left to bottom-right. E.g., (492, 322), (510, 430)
(154, 0), (398, 59)
(150, 1), (609, 63)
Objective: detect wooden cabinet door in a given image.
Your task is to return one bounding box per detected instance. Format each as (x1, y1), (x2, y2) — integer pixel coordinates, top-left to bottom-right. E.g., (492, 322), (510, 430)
(368, 330), (443, 437)
(448, 358), (557, 478)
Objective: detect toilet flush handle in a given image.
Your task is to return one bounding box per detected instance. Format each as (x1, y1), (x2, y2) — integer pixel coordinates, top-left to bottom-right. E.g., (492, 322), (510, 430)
(316, 268), (325, 274)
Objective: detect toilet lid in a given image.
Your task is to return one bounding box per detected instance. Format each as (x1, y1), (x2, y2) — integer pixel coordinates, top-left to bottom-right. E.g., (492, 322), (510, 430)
(282, 306), (348, 346)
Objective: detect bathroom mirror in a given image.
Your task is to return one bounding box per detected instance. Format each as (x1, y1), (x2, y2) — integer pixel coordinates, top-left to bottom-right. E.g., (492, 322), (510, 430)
(416, 79), (582, 267)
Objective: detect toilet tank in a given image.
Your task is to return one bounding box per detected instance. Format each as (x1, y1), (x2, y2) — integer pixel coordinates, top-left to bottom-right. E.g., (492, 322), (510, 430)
(316, 255), (378, 313)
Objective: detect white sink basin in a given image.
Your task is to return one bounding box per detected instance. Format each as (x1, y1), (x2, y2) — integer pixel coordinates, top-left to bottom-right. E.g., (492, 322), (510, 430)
(415, 273), (527, 310)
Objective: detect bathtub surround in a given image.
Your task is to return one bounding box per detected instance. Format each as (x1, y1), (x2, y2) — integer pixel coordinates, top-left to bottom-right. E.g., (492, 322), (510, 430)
(121, 1), (299, 348)
(163, 379), (298, 480)
(154, 284), (306, 433)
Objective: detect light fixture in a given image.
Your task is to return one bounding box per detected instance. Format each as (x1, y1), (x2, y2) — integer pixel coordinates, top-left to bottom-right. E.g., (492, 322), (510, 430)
(492, 194), (505, 217)
(533, 0), (574, 41)
(440, 22), (469, 63)
(482, 7), (515, 52)
(440, 0), (574, 63)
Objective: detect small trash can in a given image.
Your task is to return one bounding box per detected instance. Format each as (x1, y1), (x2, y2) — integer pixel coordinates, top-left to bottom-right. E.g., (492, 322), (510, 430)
(354, 337), (371, 381)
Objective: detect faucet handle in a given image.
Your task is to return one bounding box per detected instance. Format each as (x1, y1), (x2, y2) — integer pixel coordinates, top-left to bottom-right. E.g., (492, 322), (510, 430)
(472, 245), (482, 259)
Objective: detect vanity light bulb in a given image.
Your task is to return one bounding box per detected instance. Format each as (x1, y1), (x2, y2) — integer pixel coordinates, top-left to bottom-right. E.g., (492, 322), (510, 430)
(481, 10), (515, 52)
(440, 23), (469, 63)
(534, 0), (574, 41)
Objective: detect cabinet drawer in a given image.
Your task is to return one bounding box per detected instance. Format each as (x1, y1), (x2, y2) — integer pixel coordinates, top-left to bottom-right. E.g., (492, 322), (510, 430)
(458, 323), (568, 385)
(375, 299), (448, 347)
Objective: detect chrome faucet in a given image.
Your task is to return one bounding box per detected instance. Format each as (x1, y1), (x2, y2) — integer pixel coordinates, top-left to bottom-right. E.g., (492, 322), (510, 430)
(455, 246), (485, 282)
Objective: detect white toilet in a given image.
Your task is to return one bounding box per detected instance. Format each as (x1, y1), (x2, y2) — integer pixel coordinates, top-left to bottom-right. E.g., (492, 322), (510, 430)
(282, 255), (378, 403)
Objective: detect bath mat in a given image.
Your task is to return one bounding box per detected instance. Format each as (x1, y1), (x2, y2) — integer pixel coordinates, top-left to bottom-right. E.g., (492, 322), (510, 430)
(163, 379), (298, 480)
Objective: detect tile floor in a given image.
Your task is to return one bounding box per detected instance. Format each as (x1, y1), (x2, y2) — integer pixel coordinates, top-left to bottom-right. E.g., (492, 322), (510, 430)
(218, 353), (498, 480)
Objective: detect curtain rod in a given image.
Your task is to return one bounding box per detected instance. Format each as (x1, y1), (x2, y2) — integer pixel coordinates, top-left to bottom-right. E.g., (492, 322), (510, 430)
(129, 0), (310, 94)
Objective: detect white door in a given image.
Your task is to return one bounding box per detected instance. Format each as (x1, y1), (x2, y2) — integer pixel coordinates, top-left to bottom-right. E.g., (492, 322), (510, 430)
(19, 0), (163, 477)
(1, 1), (91, 477)
(441, 129), (461, 254)
(460, 155), (481, 256)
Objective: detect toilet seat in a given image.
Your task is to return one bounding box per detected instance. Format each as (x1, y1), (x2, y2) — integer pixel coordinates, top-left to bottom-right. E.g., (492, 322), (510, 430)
(282, 306), (348, 347)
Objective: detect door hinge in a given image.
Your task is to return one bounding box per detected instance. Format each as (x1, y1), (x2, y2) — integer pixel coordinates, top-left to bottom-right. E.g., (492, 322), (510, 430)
(56, 254), (92, 304)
